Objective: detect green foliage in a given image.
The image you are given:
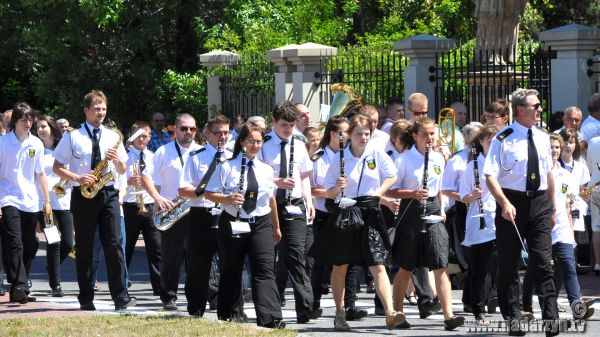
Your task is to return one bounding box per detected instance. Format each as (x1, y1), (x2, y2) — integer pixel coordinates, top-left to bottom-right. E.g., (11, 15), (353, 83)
(157, 69), (208, 126)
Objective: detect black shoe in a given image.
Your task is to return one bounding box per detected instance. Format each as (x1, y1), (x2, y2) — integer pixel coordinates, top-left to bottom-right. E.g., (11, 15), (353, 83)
(396, 320), (411, 329)
(345, 306), (368, 321)
(209, 295), (218, 310)
(0, 287), (5, 296)
(297, 308), (322, 323)
(10, 288), (29, 304)
(51, 286), (64, 297)
(228, 314), (248, 323)
(127, 281), (132, 288)
(419, 297), (441, 319)
(487, 297), (498, 314)
(80, 302), (96, 311)
(444, 316), (465, 331)
(374, 306), (386, 316)
(475, 313), (490, 326)
(163, 299), (178, 311)
(463, 303), (473, 313)
(188, 308), (201, 317)
(264, 319), (286, 329)
(366, 281), (376, 294)
(115, 297), (137, 310)
(321, 286), (330, 295)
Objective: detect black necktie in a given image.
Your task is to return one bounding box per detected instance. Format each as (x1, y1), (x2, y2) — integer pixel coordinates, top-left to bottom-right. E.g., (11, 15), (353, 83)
(194, 149), (222, 196)
(91, 128), (101, 170)
(243, 160), (258, 214)
(139, 151), (146, 173)
(526, 129), (540, 191)
(276, 140), (288, 203)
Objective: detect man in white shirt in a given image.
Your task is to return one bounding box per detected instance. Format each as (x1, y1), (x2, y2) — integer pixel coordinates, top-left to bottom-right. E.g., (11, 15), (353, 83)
(361, 105), (390, 149)
(380, 100), (405, 134)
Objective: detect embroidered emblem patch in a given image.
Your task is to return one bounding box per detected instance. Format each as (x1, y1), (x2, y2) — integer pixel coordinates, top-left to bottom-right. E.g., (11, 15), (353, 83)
(367, 159), (376, 170)
(433, 165), (441, 175)
(28, 148), (36, 158)
(561, 183), (568, 194)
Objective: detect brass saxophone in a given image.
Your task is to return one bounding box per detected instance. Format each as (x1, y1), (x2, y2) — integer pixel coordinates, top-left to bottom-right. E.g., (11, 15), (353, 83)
(80, 124), (124, 199)
(580, 163), (600, 200)
(154, 196), (190, 231)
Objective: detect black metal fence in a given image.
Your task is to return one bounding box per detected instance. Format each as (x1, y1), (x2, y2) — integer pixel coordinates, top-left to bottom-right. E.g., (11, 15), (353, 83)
(315, 46), (408, 109)
(217, 52), (276, 120)
(431, 43), (553, 126)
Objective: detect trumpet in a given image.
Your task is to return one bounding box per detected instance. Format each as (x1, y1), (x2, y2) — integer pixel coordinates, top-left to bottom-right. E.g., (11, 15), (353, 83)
(419, 144), (431, 233)
(471, 146), (486, 229)
(131, 162), (147, 213)
(437, 107), (456, 154)
(52, 178), (69, 197)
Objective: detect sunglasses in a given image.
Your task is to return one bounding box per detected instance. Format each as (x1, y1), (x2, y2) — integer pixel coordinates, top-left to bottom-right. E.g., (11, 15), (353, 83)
(179, 126), (197, 132)
(527, 103), (542, 110)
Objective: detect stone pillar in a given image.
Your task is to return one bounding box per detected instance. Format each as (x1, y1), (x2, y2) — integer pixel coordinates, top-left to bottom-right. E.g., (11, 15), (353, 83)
(283, 43), (338, 123)
(267, 45), (298, 103)
(199, 50), (240, 114)
(540, 24), (600, 115)
(394, 34), (455, 117)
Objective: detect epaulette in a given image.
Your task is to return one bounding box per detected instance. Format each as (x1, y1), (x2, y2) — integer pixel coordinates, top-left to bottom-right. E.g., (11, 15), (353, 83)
(386, 150), (393, 157)
(293, 134), (307, 143)
(66, 127), (75, 132)
(496, 128), (513, 141)
(310, 149), (325, 162)
(189, 148), (206, 156)
(263, 135), (272, 143)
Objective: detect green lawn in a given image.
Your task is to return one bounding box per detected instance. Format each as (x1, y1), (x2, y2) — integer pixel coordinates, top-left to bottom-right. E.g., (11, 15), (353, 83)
(0, 315), (296, 337)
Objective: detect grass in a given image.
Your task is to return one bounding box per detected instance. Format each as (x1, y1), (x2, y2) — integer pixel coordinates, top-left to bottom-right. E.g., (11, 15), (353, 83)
(0, 315), (297, 337)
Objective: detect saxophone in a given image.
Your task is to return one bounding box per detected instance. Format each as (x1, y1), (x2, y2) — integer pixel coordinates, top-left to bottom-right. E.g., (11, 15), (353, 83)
(154, 196), (190, 231)
(81, 123), (124, 199)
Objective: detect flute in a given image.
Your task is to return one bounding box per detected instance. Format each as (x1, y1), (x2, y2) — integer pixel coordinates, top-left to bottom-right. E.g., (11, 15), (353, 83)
(471, 146), (487, 229)
(419, 144), (430, 233)
(286, 136), (295, 206)
(339, 131), (346, 198)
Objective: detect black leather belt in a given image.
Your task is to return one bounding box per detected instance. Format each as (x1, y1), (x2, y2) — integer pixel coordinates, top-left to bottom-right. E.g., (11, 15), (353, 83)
(503, 188), (546, 197)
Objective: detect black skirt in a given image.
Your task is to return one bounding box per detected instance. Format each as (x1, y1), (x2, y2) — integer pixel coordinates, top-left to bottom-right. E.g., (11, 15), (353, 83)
(308, 196), (390, 267)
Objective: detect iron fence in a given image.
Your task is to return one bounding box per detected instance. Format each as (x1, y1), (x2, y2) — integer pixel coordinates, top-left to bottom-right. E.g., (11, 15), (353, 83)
(431, 43), (553, 126)
(217, 52), (276, 120)
(315, 46), (408, 109)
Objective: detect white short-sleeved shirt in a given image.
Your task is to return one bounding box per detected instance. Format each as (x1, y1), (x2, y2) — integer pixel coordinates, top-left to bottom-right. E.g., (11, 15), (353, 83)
(552, 166), (576, 246)
(483, 122), (552, 191)
(123, 147), (155, 204)
(324, 145), (396, 198)
(367, 129), (391, 151)
(394, 145), (445, 196)
(53, 122), (128, 187)
(206, 154), (275, 218)
(258, 131), (313, 200)
(42, 148), (71, 210)
(581, 115), (600, 144)
(179, 143), (233, 208)
(442, 149), (468, 192)
(380, 119), (395, 135)
(459, 154), (496, 246)
(587, 136), (600, 185)
(310, 146), (336, 212)
(0, 132), (45, 212)
(152, 141), (202, 201)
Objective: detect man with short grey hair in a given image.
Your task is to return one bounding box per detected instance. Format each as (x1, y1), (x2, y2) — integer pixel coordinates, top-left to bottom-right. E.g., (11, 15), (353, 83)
(148, 112), (171, 152)
(56, 118), (70, 135)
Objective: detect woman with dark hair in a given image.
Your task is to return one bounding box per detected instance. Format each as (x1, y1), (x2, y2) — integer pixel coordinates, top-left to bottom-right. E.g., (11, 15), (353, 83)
(205, 124), (285, 329)
(0, 102), (50, 303)
(34, 115), (74, 297)
(310, 114), (405, 331)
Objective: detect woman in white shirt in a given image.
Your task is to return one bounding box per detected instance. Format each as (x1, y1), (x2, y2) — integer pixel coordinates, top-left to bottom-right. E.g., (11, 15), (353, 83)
(309, 115), (405, 331)
(458, 124), (499, 325)
(34, 115), (73, 297)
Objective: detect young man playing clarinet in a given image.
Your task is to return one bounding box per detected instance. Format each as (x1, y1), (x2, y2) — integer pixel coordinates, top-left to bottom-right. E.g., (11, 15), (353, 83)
(258, 101), (321, 323)
(53, 90), (134, 311)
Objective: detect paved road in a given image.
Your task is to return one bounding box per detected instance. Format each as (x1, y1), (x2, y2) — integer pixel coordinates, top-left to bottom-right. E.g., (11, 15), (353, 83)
(1, 240), (599, 336)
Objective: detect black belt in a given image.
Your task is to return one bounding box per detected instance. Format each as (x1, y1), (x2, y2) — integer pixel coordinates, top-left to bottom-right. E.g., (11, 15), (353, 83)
(124, 201), (154, 207)
(503, 188), (546, 197)
(223, 212), (269, 224)
(277, 197), (303, 207)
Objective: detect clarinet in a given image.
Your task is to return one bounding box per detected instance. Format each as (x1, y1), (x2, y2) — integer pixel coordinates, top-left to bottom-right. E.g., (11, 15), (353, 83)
(286, 136), (294, 206)
(233, 149), (247, 236)
(210, 141), (224, 226)
(419, 144), (430, 233)
(339, 131), (346, 198)
(472, 146), (487, 229)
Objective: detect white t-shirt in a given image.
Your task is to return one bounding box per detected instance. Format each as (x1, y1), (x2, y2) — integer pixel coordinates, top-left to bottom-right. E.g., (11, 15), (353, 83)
(394, 145), (445, 196)
(152, 141), (202, 201)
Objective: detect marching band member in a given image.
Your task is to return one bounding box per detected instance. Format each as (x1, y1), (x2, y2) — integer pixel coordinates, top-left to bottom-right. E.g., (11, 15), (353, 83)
(458, 124), (499, 326)
(178, 114), (232, 317)
(389, 117), (464, 330)
(122, 121), (171, 297)
(310, 114), (406, 331)
(152, 113), (202, 311)
(0, 102), (49, 304)
(205, 124), (285, 329)
(258, 101), (320, 323)
(53, 90), (133, 311)
(35, 115), (73, 297)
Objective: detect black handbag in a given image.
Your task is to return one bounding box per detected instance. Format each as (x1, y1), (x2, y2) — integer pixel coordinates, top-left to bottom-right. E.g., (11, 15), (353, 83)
(334, 205), (364, 231)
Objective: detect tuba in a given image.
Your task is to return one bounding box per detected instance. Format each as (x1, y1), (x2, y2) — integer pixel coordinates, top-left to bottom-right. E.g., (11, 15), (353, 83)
(322, 83), (363, 128)
(154, 196), (191, 231)
(81, 122), (124, 199)
(437, 107), (456, 154)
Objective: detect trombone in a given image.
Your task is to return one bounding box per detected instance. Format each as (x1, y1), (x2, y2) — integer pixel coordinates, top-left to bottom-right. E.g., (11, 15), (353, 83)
(437, 107), (456, 154)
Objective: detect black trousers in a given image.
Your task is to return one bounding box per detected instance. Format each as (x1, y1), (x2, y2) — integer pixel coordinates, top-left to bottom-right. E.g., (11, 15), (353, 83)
(159, 212), (189, 304)
(38, 210), (74, 288)
(275, 198), (314, 314)
(469, 240), (497, 316)
(71, 187), (129, 304)
(496, 189), (558, 320)
(123, 202), (161, 294)
(185, 207), (220, 316)
(218, 212), (282, 326)
(0, 206), (38, 293)
(276, 223), (314, 298)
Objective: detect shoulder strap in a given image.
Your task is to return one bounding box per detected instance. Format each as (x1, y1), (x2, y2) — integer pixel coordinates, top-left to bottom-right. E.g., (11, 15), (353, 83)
(496, 128), (514, 141)
(311, 149), (325, 162)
